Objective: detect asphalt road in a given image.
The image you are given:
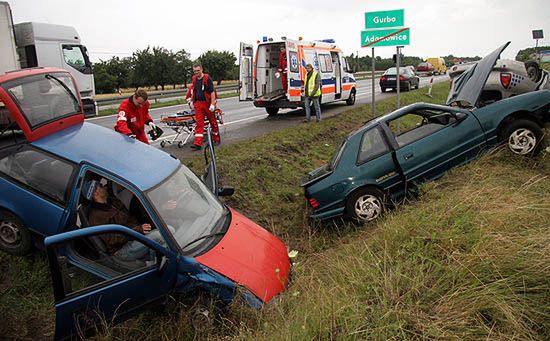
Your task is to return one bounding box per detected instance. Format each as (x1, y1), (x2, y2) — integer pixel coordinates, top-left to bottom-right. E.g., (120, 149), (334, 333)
(88, 75), (449, 159)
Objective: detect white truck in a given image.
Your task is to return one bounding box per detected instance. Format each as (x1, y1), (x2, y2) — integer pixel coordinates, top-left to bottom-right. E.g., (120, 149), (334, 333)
(0, 1), (96, 118)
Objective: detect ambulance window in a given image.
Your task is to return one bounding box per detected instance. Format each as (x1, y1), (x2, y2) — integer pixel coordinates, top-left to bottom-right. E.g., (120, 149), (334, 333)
(289, 52), (298, 73)
(319, 55), (333, 73)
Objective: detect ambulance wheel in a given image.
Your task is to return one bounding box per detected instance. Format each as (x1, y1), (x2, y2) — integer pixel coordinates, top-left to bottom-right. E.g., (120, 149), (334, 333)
(525, 61), (542, 82)
(346, 89), (356, 105)
(178, 141), (184, 148)
(266, 107), (279, 116)
(160, 140), (166, 148)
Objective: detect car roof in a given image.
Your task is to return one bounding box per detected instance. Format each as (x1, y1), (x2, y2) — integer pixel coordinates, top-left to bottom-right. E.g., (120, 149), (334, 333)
(0, 67), (67, 83)
(31, 122), (180, 191)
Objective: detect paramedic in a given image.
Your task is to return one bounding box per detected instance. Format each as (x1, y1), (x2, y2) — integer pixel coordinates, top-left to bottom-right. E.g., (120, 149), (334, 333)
(186, 64), (220, 150)
(278, 46), (288, 93)
(114, 89), (157, 144)
(303, 63), (322, 122)
(86, 179), (165, 261)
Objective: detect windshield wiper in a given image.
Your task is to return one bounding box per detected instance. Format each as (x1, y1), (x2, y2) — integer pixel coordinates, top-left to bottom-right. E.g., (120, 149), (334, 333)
(181, 232), (226, 250)
(45, 74), (80, 108)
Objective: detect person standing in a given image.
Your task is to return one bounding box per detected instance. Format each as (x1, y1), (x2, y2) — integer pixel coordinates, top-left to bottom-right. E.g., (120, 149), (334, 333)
(303, 63), (322, 122)
(278, 46), (288, 93)
(114, 89), (157, 144)
(186, 64), (220, 150)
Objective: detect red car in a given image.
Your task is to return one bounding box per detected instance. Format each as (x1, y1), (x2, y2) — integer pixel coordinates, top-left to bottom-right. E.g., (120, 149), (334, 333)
(416, 62), (434, 76)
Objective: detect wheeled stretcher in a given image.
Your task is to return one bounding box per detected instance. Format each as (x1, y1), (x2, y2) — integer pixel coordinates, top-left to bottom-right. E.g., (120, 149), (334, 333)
(159, 109), (224, 148)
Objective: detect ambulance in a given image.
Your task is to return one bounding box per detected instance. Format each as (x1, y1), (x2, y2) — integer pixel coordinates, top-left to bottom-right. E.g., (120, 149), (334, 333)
(239, 38), (357, 115)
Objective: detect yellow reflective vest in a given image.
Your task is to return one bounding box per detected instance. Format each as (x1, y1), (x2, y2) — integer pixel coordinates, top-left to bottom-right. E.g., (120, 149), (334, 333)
(304, 70), (321, 97)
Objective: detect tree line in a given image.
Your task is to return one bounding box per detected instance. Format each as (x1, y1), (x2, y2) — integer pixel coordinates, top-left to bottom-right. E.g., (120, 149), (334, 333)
(93, 47), (238, 94)
(345, 53), (482, 72)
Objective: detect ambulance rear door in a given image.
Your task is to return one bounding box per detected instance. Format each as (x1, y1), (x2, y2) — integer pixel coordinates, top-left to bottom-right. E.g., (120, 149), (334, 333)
(285, 40), (301, 101)
(239, 42), (254, 101)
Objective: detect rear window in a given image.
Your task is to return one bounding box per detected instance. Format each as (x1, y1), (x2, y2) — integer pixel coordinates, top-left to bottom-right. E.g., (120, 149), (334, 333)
(1, 72), (81, 130)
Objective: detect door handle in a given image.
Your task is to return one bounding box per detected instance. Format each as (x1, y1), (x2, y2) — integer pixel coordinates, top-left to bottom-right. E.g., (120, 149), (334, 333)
(404, 153), (414, 160)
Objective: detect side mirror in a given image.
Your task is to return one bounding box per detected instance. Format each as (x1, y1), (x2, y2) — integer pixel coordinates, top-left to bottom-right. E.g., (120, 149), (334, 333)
(218, 186), (235, 197)
(454, 112), (468, 123)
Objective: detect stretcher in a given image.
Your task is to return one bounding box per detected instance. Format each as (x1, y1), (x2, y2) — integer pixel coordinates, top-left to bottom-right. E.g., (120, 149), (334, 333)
(159, 108), (224, 148)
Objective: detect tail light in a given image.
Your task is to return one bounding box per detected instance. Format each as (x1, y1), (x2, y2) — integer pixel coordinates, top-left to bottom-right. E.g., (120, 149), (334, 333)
(380, 76), (386, 81)
(500, 73), (512, 89)
(308, 198), (320, 208)
(399, 75), (406, 81)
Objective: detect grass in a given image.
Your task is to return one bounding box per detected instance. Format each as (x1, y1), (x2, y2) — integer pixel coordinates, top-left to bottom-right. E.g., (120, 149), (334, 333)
(1, 82), (549, 340)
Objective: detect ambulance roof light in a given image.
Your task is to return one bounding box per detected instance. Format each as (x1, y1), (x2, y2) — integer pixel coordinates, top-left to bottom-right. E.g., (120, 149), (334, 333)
(268, 38), (273, 42)
(320, 39), (336, 43)
(281, 36), (287, 40)
(256, 40), (260, 44)
(299, 36), (303, 41)
(262, 36), (268, 42)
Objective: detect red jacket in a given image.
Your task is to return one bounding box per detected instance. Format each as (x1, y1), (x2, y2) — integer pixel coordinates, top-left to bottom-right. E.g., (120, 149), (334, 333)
(278, 51), (287, 71)
(186, 74), (215, 105)
(114, 97), (153, 144)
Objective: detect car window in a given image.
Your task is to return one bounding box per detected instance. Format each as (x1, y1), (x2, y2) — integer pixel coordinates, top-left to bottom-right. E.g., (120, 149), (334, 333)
(357, 127), (389, 164)
(0, 146), (75, 204)
(387, 110), (457, 147)
(319, 54), (333, 73)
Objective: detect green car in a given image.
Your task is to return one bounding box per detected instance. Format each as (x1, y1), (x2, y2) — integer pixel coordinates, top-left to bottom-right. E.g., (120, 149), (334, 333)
(302, 42), (550, 223)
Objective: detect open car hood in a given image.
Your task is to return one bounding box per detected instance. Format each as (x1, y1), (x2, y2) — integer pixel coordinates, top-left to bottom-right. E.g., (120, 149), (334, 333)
(195, 208), (290, 303)
(446, 42), (510, 108)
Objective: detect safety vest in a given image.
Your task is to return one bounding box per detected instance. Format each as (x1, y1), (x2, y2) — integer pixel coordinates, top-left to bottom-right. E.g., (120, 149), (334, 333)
(304, 70), (321, 97)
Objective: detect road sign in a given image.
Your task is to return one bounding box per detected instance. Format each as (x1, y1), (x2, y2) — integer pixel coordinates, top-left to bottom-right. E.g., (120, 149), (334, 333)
(361, 28), (410, 47)
(541, 51), (550, 63)
(365, 9), (404, 29)
(532, 30), (544, 39)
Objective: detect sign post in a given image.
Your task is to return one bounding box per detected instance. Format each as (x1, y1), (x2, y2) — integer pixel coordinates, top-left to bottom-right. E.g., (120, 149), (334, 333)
(362, 9), (409, 115)
(532, 29), (544, 62)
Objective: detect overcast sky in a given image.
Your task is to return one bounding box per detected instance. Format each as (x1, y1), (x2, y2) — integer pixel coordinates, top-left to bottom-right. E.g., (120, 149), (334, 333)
(9, 0), (549, 63)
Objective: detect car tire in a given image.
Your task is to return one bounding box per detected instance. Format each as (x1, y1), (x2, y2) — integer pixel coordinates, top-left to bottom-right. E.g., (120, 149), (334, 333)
(501, 119), (544, 156)
(346, 89), (356, 105)
(346, 187), (386, 223)
(525, 61), (542, 82)
(0, 211), (32, 256)
(406, 82), (411, 91)
(381, 87), (386, 93)
(160, 140), (166, 148)
(266, 107), (279, 116)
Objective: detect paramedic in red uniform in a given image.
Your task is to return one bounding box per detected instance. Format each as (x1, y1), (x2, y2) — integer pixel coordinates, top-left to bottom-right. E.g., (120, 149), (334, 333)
(278, 46), (288, 93)
(186, 64), (220, 150)
(114, 89), (157, 144)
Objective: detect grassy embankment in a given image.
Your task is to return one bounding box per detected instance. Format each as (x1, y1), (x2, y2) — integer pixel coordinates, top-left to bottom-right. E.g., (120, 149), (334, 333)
(1, 82), (548, 340)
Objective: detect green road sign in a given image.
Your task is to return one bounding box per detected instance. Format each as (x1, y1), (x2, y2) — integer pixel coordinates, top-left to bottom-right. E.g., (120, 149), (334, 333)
(361, 28), (410, 47)
(365, 9), (405, 29)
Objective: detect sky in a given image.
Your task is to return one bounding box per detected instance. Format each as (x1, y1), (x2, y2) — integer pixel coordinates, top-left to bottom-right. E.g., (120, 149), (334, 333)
(9, 0), (550, 63)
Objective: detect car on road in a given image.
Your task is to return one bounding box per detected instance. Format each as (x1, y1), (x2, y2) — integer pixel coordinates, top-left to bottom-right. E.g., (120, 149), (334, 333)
(380, 67), (420, 92)
(416, 62), (434, 76)
(449, 59), (550, 105)
(0, 68), (291, 340)
(302, 42), (550, 223)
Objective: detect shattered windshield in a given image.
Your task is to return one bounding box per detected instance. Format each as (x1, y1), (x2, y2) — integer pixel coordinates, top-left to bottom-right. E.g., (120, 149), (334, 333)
(2, 72), (81, 129)
(147, 165), (227, 254)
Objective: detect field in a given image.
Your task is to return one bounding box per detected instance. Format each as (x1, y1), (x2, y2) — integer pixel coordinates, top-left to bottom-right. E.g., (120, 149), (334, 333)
(1, 82), (548, 340)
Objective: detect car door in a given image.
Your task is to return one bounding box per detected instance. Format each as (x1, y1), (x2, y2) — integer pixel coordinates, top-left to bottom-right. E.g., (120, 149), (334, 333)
(46, 225), (178, 340)
(285, 40), (301, 101)
(202, 128), (234, 197)
(390, 107), (486, 185)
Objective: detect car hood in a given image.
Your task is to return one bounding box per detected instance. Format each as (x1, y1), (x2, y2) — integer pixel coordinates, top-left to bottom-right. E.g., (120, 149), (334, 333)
(447, 42), (510, 108)
(195, 208), (290, 303)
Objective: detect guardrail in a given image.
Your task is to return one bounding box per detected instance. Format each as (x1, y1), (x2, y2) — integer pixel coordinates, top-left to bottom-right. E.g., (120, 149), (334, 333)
(96, 71), (385, 106)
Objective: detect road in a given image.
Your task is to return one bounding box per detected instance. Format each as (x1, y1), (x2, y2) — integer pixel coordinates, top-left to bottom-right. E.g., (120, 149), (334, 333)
(89, 75), (449, 158)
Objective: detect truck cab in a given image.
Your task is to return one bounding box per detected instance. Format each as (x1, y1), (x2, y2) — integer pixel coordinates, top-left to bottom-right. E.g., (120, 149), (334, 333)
(239, 38), (357, 116)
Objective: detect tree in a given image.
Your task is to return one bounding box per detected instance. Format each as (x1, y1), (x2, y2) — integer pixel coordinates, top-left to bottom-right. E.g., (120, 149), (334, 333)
(93, 61), (117, 94)
(132, 47), (155, 89)
(196, 50), (237, 85)
(171, 49), (193, 88)
(516, 46), (549, 62)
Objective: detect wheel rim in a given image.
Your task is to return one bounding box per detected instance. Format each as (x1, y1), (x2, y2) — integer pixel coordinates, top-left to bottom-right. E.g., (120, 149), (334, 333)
(508, 128), (537, 155)
(350, 92), (355, 103)
(354, 194), (382, 221)
(0, 220), (21, 245)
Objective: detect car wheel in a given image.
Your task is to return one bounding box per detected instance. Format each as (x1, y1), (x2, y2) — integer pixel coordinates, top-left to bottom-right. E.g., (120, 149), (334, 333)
(346, 89), (356, 105)
(178, 141), (184, 148)
(160, 140), (166, 148)
(525, 61), (542, 82)
(502, 119), (544, 156)
(0, 211), (32, 256)
(346, 188), (385, 223)
(381, 87), (386, 93)
(406, 82), (411, 91)
(265, 107), (279, 116)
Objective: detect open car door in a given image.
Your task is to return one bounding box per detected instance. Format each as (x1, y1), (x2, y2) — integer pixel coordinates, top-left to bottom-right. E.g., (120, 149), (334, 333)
(202, 128), (234, 197)
(45, 225), (178, 340)
(239, 42), (254, 101)
(0, 68), (84, 142)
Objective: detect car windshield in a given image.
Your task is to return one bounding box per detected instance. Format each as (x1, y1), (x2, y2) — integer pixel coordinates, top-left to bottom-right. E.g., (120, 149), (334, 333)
(147, 165), (227, 253)
(2, 72), (81, 129)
